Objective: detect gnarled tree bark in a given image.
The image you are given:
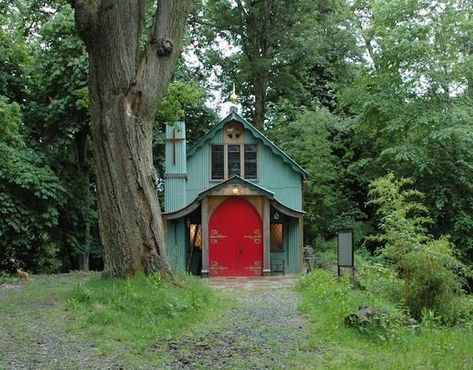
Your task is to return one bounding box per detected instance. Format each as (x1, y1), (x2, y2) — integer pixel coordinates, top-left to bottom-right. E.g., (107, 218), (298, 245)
(70, 0), (192, 278)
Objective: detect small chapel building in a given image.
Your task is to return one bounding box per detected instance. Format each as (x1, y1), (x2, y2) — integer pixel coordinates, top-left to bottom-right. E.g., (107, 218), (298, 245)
(163, 108), (307, 277)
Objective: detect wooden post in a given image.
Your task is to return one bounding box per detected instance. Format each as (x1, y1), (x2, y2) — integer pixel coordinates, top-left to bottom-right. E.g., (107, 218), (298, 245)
(201, 198), (209, 277)
(263, 198), (271, 275)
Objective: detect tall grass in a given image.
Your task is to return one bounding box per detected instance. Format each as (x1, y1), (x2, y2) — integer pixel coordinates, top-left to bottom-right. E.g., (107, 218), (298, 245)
(65, 273), (226, 352)
(297, 268), (473, 369)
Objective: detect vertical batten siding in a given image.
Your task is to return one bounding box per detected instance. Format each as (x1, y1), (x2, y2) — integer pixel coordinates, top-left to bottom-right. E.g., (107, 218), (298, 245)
(164, 122), (187, 212)
(257, 142), (302, 210)
(185, 128), (303, 212)
(167, 219), (187, 272)
(164, 177), (187, 212)
(286, 219), (301, 273)
(186, 131), (224, 202)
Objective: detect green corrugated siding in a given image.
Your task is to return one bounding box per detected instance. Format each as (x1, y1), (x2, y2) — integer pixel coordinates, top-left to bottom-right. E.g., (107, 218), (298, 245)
(256, 140), (302, 210)
(270, 218), (301, 274)
(164, 177), (187, 212)
(185, 128), (302, 211)
(164, 122), (187, 213)
(285, 219), (301, 273)
(166, 219), (187, 272)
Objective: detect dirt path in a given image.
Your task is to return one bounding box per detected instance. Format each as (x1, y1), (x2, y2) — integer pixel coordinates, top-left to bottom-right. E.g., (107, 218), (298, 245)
(161, 276), (309, 369)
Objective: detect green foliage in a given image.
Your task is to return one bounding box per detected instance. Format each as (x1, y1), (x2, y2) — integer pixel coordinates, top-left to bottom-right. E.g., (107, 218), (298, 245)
(400, 237), (472, 324)
(341, 0), (473, 260)
(0, 142), (65, 272)
(298, 266), (473, 368)
(26, 3), (89, 147)
(368, 174), (431, 258)
(298, 269), (408, 341)
(357, 260), (403, 302)
(267, 108), (358, 242)
(24, 3), (98, 269)
(66, 273), (223, 350)
(157, 80), (204, 123)
(0, 96), (22, 146)
(0, 10), (29, 103)
(194, 0), (357, 125)
(368, 173), (471, 323)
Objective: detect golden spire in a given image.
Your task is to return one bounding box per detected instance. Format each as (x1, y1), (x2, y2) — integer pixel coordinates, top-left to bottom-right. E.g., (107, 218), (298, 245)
(229, 83), (238, 104)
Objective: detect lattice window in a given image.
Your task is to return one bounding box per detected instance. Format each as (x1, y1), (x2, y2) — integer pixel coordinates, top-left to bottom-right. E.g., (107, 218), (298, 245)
(270, 223), (284, 251)
(189, 224), (202, 248)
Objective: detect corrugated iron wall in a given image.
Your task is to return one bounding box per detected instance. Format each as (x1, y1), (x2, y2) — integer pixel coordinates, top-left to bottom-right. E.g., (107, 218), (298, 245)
(166, 219), (187, 272)
(164, 122), (187, 212)
(186, 128), (302, 212)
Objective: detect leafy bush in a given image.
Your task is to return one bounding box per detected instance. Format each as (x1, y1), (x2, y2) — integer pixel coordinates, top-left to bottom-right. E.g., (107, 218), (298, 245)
(368, 174), (472, 323)
(357, 260), (403, 302)
(298, 265), (473, 368)
(0, 143), (65, 273)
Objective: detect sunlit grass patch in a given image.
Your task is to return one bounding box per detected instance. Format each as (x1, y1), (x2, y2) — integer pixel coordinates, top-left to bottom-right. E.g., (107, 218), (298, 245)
(65, 273), (226, 351)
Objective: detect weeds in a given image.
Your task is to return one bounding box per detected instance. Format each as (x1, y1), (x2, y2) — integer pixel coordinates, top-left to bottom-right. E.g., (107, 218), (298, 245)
(298, 263), (473, 369)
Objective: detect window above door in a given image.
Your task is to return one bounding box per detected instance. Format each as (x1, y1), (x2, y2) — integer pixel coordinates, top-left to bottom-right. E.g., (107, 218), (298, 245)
(211, 143), (258, 180)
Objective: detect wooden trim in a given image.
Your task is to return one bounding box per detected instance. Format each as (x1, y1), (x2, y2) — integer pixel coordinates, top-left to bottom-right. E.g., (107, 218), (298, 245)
(299, 216), (304, 273)
(224, 145), (228, 179)
(201, 198), (209, 275)
(263, 198), (271, 272)
(240, 144), (245, 178)
(271, 201), (305, 218)
(162, 200), (200, 220)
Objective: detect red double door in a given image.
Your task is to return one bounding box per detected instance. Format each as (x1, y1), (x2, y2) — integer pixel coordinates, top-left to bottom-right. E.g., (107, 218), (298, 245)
(208, 197), (263, 276)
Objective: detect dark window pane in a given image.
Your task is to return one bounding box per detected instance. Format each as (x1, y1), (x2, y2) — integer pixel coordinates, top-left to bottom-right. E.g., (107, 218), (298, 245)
(211, 145), (224, 179)
(227, 145), (241, 177)
(244, 144), (257, 179)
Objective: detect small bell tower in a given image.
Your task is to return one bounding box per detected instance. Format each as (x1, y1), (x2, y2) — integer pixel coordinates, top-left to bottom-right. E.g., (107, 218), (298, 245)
(164, 121), (187, 212)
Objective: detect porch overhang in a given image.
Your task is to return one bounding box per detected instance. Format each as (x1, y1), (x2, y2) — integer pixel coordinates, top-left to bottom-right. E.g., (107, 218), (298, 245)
(163, 176), (305, 221)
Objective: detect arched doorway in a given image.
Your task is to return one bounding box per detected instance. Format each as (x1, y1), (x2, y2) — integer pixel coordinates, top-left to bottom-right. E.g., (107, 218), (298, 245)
(208, 197), (263, 276)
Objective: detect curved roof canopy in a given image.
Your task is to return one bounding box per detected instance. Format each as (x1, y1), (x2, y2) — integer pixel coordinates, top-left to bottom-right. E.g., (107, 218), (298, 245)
(163, 176), (305, 220)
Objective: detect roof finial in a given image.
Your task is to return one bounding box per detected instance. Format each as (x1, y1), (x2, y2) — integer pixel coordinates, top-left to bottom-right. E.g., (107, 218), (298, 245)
(229, 83), (238, 105)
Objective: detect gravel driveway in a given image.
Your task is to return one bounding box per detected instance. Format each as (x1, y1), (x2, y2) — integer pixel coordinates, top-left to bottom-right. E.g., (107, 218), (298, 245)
(161, 276), (308, 369)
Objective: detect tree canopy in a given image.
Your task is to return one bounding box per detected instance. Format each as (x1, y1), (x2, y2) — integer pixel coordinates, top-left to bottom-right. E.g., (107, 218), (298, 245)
(1, 0), (472, 276)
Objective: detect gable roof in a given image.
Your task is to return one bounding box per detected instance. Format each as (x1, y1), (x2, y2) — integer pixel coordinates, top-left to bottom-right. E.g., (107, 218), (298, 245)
(187, 109), (308, 179)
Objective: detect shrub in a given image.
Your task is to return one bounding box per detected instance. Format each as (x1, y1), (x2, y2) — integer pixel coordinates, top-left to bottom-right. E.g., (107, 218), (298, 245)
(368, 174), (471, 324)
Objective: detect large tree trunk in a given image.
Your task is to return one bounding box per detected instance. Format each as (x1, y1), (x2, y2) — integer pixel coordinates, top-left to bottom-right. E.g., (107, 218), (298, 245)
(253, 77), (267, 131)
(75, 127), (90, 271)
(71, 0), (192, 278)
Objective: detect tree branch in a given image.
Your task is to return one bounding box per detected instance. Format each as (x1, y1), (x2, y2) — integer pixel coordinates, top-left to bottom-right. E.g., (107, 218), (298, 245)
(134, 0), (192, 115)
(70, 0), (99, 41)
